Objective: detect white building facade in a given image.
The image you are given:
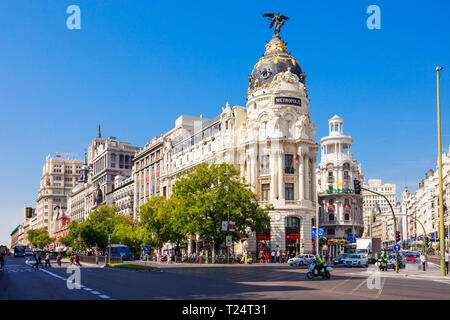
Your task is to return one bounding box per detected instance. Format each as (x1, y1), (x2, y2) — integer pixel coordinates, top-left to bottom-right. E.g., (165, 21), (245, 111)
(151, 32), (319, 258)
(316, 115), (364, 253)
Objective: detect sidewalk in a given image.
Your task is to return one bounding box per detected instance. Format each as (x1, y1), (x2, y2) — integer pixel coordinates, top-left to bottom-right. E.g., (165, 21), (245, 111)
(344, 262), (449, 281)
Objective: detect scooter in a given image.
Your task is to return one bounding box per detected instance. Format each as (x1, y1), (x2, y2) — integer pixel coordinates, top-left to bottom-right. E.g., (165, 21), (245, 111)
(307, 262), (332, 280)
(240, 256), (253, 264)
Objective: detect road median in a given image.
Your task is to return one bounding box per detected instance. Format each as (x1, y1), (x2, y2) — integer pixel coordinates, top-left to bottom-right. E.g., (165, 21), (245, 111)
(107, 263), (160, 272)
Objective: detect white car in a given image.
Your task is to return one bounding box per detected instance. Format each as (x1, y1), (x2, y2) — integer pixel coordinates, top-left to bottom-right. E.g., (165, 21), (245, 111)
(343, 254), (368, 267)
(288, 254), (315, 266)
(25, 249), (33, 256)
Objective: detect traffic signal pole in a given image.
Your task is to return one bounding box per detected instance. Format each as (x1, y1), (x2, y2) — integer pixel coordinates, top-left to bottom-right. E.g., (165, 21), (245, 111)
(360, 185), (399, 273)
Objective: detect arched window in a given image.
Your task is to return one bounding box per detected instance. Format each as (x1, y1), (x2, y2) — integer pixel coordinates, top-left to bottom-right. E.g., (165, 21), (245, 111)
(345, 214), (350, 221)
(329, 214), (335, 221)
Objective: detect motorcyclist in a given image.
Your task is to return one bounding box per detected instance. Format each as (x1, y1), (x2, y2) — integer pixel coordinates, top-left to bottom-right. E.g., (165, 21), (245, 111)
(313, 254), (324, 275)
(56, 252), (62, 267)
(380, 250), (388, 271)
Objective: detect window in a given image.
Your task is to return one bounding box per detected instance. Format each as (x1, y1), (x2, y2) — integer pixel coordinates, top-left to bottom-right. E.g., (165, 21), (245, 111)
(53, 190), (62, 194)
(111, 154), (116, 168)
(329, 214), (335, 221)
(64, 177), (72, 182)
(285, 183), (294, 200)
(345, 214), (350, 220)
(284, 155), (294, 174)
(286, 217), (300, 228)
(262, 184), (270, 201)
(344, 171), (349, 179)
(327, 228), (335, 235)
(328, 171), (333, 177)
(54, 176), (62, 181)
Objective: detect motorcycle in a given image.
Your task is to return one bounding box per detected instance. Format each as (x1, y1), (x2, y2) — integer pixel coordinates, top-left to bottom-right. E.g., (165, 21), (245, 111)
(56, 255), (62, 267)
(307, 262), (332, 280)
(376, 257), (387, 271)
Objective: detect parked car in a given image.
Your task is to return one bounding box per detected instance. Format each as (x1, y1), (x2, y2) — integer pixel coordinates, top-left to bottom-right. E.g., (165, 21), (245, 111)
(387, 254), (406, 269)
(288, 254), (315, 266)
(343, 254), (368, 267)
(25, 249), (33, 256)
(332, 253), (349, 265)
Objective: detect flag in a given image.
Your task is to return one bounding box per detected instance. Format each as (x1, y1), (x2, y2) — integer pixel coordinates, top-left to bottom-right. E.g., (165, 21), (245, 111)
(294, 154), (300, 165)
(89, 163), (93, 169)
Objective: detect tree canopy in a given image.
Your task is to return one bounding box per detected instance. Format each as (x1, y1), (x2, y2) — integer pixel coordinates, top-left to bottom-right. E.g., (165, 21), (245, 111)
(27, 228), (54, 249)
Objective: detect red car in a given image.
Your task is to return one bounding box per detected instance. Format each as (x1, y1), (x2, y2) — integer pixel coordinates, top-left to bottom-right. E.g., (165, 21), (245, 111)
(405, 253), (420, 262)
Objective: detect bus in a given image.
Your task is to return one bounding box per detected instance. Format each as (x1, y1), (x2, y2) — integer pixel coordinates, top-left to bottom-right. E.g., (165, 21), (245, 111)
(105, 244), (131, 260)
(343, 243), (356, 254)
(13, 244), (26, 257)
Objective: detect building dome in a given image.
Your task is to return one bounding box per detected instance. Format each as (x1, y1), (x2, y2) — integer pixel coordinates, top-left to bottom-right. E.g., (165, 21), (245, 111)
(248, 35), (305, 95)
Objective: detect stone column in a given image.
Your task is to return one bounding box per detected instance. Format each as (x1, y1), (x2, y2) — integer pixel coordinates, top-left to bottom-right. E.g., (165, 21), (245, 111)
(298, 147), (305, 201)
(278, 150), (284, 200)
(270, 152), (277, 201)
(304, 154), (310, 200)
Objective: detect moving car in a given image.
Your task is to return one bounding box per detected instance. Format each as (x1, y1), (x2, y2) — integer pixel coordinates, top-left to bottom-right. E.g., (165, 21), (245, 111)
(405, 252), (420, 263)
(25, 249), (33, 256)
(343, 254), (368, 267)
(288, 254), (315, 266)
(332, 253), (348, 265)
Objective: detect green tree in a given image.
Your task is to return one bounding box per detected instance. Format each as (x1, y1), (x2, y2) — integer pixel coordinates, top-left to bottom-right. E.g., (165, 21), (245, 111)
(27, 228), (54, 249)
(172, 163), (271, 252)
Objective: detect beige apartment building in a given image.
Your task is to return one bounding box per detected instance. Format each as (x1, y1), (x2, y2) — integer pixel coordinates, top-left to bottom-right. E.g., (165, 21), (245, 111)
(35, 155), (84, 237)
(362, 179), (397, 243)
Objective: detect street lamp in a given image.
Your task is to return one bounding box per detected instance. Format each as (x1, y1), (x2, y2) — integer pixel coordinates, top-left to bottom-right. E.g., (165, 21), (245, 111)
(436, 66), (446, 276)
(224, 172), (231, 264)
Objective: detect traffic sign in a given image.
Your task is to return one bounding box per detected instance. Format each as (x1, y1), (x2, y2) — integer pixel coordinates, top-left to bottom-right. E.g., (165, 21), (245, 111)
(142, 245), (150, 253)
(226, 236), (232, 247)
(221, 221), (228, 231)
(393, 244), (401, 252)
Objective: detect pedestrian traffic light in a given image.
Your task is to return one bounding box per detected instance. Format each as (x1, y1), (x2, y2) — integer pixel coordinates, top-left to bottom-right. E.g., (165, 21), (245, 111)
(353, 179), (361, 194)
(425, 237), (429, 248)
(396, 231), (401, 242)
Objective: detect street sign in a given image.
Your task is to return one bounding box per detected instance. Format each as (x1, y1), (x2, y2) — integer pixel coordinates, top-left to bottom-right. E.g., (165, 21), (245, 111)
(318, 228), (324, 237)
(226, 236), (232, 247)
(393, 244), (401, 252)
(142, 245), (150, 253)
(229, 221), (236, 232)
(312, 228), (324, 238)
(221, 221), (228, 231)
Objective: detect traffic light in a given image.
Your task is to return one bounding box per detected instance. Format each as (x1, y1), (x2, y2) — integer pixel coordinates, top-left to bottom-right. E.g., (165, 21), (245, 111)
(353, 179), (361, 194)
(396, 231), (400, 243)
(26, 207), (33, 218)
(425, 237), (429, 248)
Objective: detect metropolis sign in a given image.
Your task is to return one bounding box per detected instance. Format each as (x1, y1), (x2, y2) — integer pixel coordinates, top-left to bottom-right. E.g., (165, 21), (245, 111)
(274, 97), (302, 106)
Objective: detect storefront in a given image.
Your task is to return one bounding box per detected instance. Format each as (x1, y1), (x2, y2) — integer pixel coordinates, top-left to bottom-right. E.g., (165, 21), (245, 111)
(256, 229), (271, 262)
(285, 217), (301, 256)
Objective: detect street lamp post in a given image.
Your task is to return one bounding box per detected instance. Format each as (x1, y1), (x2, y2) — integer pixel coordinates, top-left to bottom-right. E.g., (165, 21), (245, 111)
(362, 187), (399, 273)
(224, 172), (231, 264)
(436, 66), (446, 276)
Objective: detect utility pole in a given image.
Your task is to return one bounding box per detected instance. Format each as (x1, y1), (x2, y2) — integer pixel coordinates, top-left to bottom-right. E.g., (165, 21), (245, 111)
(436, 66), (446, 276)
(224, 172), (231, 264)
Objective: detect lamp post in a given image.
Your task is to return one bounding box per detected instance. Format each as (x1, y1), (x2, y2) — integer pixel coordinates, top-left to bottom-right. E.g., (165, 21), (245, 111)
(224, 172), (231, 264)
(436, 66), (446, 276)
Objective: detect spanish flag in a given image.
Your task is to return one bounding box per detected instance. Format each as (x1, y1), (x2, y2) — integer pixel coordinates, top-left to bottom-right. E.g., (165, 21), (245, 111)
(294, 154), (300, 165)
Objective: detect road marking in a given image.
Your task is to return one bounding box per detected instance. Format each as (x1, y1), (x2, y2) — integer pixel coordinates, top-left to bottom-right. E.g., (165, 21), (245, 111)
(24, 260), (112, 299)
(329, 276), (353, 292)
(99, 295), (110, 299)
(350, 279), (367, 294)
(376, 277), (387, 298)
(433, 280), (450, 284)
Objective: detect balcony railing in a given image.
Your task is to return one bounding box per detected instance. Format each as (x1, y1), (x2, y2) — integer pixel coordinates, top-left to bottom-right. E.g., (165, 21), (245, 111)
(259, 168), (270, 175)
(285, 167), (295, 174)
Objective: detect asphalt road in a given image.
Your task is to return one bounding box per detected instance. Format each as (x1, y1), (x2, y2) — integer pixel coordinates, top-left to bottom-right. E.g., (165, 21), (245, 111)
(1, 257), (449, 300)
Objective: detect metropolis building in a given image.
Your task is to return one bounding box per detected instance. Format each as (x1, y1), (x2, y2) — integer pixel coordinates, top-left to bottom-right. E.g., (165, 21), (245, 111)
(137, 29), (319, 257)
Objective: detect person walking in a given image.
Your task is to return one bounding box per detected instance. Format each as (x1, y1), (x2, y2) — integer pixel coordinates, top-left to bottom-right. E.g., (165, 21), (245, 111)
(74, 253), (82, 267)
(44, 252), (52, 268)
(276, 249), (281, 263)
(32, 251), (40, 270)
(420, 252), (426, 271)
(270, 250), (275, 263)
(56, 252), (62, 267)
(445, 250), (449, 275)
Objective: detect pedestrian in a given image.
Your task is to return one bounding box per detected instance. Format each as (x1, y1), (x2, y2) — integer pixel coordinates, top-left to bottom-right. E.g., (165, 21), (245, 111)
(420, 252), (426, 271)
(74, 253), (82, 267)
(270, 250), (275, 263)
(38, 252), (44, 268)
(56, 252), (62, 267)
(32, 251), (39, 269)
(44, 252), (52, 268)
(264, 250), (269, 263)
(276, 249), (281, 263)
(445, 250), (449, 275)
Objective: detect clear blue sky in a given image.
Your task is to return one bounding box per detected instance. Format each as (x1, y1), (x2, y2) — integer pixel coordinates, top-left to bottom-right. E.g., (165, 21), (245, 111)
(1, 0), (449, 245)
